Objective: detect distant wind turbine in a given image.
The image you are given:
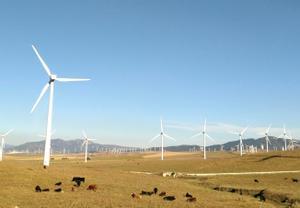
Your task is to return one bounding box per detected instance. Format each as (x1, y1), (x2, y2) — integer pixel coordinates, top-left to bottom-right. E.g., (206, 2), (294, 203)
(278, 125), (288, 151)
(149, 118), (176, 160)
(288, 131), (295, 151)
(190, 119), (215, 160)
(82, 130), (95, 163)
(230, 127), (248, 156)
(30, 45), (90, 168)
(263, 124), (272, 153)
(0, 129), (13, 161)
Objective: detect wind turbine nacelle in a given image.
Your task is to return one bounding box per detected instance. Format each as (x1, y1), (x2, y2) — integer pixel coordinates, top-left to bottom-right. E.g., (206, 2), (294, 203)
(50, 74), (57, 80)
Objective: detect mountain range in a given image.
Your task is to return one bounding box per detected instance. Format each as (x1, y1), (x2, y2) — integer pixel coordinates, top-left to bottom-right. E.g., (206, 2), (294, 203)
(5, 137), (299, 154)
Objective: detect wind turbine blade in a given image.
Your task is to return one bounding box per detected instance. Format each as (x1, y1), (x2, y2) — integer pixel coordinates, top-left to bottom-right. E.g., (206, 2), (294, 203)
(203, 119), (207, 132)
(164, 134), (176, 142)
(206, 134), (215, 142)
(32, 45), (52, 76)
(82, 130), (88, 139)
(30, 83), (50, 113)
(160, 117), (163, 132)
(241, 126), (248, 135)
(148, 134), (160, 143)
(82, 140), (87, 147)
(56, 78), (90, 82)
(190, 132), (202, 139)
(3, 129), (14, 137)
(266, 124), (272, 134)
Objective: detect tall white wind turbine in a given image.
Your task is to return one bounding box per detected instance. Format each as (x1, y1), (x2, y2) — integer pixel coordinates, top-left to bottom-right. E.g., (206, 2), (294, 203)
(190, 119), (215, 160)
(264, 124), (272, 153)
(82, 130), (95, 163)
(278, 125), (288, 151)
(0, 129), (13, 161)
(30, 45), (90, 168)
(230, 127), (248, 156)
(149, 118), (176, 160)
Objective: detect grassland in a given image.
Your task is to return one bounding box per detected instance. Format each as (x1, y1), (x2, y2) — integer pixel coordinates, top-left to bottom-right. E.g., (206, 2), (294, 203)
(0, 150), (299, 208)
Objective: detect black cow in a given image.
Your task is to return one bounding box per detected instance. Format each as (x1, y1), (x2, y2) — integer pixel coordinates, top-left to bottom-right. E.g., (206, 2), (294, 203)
(159, 192), (166, 197)
(254, 190), (266, 202)
(42, 188), (50, 192)
(55, 182), (62, 186)
(254, 179), (259, 183)
(153, 187), (158, 194)
(55, 188), (62, 192)
(292, 178), (298, 183)
(72, 177), (85, 187)
(140, 190), (154, 196)
(163, 196), (176, 201)
(35, 185), (42, 192)
(185, 192), (193, 198)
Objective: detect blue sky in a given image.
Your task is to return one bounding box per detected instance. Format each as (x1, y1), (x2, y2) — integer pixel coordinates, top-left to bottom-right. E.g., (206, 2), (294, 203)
(0, 0), (300, 146)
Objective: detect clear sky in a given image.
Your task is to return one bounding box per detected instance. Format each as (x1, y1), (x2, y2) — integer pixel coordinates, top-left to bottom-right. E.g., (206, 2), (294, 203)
(0, 0), (300, 146)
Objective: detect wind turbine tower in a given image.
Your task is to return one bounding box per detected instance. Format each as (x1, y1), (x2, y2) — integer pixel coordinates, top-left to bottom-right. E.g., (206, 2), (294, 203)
(30, 45), (90, 168)
(149, 118), (176, 160)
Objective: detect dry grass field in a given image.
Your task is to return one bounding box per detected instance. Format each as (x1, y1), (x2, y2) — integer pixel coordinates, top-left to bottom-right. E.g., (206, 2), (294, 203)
(0, 150), (300, 208)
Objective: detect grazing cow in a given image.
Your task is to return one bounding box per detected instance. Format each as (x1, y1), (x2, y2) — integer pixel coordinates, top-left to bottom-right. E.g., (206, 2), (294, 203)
(54, 188), (62, 192)
(72, 177), (85, 187)
(185, 192), (193, 198)
(87, 184), (97, 191)
(153, 187), (158, 194)
(159, 192), (166, 197)
(163, 196), (176, 201)
(42, 188), (50, 192)
(35, 185), (42, 192)
(71, 187), (75, 192)
(186, 197), (197, 202)
(140, 190), (154, 196)
(131, 193), (142, 199)
(55, 182), (62, 186)
(292, 178), (298, 183)
(254, 179), (259, 183)
(254, 190), (266, 202)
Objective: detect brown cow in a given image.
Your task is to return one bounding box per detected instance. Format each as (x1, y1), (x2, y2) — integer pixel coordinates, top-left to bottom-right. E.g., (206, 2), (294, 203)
(87, 184), (97, 191)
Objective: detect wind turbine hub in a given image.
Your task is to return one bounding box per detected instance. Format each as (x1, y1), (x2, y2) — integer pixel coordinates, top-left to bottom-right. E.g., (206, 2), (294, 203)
(49, 75), (57, 83)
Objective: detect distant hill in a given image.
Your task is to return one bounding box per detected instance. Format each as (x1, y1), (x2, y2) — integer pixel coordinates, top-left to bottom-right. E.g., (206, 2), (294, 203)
(5, 139), (126, 154)
(160, 137), (299, 152)
(4, 137), (299, 154)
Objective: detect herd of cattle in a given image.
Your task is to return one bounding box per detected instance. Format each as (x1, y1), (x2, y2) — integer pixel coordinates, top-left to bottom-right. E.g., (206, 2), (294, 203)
(131, 187), (197, 202)
(35, 177), (97, 193)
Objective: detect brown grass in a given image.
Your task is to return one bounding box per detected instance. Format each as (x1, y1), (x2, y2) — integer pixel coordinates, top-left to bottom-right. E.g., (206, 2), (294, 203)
(0, 150), (299, 207)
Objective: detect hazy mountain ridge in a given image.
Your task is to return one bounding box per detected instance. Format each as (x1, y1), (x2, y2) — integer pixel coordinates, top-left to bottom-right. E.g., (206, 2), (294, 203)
(4, 137), (299, 153)
(5, 139), (126, 153)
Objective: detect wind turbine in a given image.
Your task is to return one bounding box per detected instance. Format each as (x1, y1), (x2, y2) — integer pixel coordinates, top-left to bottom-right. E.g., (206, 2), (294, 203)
(30, 45), (90, 168)
(82, 130), (95, 163)
(278, 125), (288, 151)
(190, 119), (215, 160)
(263, 124), (272, 153)
(230, 127), (248, 156)
(288, 131), (295, 151)
(149, 118), (176, 160)
(0, 129), (14, 161)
